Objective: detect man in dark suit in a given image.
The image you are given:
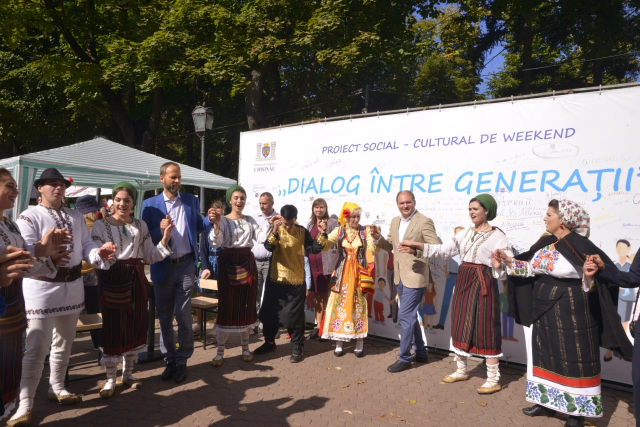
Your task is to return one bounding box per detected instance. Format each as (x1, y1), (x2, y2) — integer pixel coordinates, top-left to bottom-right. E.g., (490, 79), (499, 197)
(141, 162), (205, 383)
(586, 251), (640, 424)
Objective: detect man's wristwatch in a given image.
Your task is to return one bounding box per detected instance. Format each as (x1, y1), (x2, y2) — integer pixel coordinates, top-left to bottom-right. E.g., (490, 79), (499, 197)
(413, 248), (417, 256)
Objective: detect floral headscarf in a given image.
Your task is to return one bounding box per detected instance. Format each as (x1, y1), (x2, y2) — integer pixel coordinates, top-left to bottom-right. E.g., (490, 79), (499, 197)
(558, 200), (590, 238)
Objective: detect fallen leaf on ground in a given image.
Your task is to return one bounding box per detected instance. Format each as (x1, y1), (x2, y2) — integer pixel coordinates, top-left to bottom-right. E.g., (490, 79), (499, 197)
(380, 414), (386, 418)
(428, 398), (433, 402)
(407, 399), (417, 405)
(335, 367), (342, 370)
(341, 384), (350, 388)
(458, 401), (464, 404)
(354, 378), (365, 384)
(227, 380), (233, 384)
(343, 410), (353, 415)
(439, 381), (446, 385)
(327, 364), (333, 370)
(476, 401), (488, 407)
(238, 406), (247, 412)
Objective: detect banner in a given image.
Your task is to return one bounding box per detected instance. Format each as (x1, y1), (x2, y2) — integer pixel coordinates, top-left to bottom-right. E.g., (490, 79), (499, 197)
(239, 85), (640, 384)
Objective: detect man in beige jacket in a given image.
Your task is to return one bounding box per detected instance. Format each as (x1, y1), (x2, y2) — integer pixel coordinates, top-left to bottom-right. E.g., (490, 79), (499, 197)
(371, 190), (439, 373)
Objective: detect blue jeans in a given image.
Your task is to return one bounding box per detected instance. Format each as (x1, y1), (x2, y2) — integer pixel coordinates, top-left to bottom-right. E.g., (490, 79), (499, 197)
(155, 256), (196, 365)
(437, 273), (456, 326)
(397, 282), (427, 363)
(502, 312), (514, 338)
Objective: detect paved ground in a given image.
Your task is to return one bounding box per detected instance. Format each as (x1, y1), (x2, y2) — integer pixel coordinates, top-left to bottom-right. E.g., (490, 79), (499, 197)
(20, 326), (636, 426)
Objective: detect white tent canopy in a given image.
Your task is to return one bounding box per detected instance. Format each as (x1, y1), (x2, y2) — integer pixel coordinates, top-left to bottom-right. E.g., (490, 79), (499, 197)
(0, 137), (236, 218)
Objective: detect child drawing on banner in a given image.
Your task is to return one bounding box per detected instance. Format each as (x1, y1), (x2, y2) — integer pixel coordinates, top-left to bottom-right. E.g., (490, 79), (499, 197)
(500, 280), (518, 342)
(434, 226), (464, 330)
(385, 252), (400, 326)
(604, 239), (636, 362)
(372, 278), (391, 325)
(419, 280), (437, 333)
(365, 248), (376, 319)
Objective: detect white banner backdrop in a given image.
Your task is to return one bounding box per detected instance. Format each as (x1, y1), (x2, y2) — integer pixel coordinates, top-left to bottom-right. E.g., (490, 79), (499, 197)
(239, 85), (640, 385)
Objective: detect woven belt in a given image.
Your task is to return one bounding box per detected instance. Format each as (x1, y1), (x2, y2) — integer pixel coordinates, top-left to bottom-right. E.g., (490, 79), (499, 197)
(255, 257), (271, 262)
(169, 253), (193, 264)
(37, 263), (82, 283)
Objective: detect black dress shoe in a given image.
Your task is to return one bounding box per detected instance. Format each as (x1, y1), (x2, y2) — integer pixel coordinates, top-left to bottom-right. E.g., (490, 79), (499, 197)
(565, 416), (584, 427)
(354, 351), (364, 358)
(174, 364), (187, 383)
(433, 324), (445, 330)
(308, 328), (320, 339)
(254, 341), (277, 355)
(387, 360), (411, 373)
(161, 363), (176, 381)
(522, 405), (555, 417)
(290, 346), (303, 363)
(410, 353), (429, 363)
(334, 350), (344, 357)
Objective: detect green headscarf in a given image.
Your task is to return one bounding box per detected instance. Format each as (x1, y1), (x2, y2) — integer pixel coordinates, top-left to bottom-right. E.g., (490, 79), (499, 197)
(472, 193), (497, 221)
(113, 181), (138, 203)
(226, 184), (246, 204)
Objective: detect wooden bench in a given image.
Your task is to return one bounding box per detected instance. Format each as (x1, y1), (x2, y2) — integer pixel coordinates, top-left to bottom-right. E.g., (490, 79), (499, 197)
(64, 313), (104, 387)
(193, 279), (218, 349)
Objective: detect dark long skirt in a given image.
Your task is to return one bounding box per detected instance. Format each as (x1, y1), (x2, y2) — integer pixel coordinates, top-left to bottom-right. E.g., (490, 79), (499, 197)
(450, 262), (502, 356)
(216, 247), (258, 332)
(0, 280), (27, 418)
(96, 259), (149, 355)
(525, 278), (603, 418)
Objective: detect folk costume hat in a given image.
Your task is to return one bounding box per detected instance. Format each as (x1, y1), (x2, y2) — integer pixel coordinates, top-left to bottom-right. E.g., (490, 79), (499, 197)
(33, 168), (72, 189)
(472, 193), (497, 221)
(338, 202), (360, 227)
(558, 199), (590, 238)
(226, 184), (246, 204)
(75, 195), (102, 214)
(112, 181), (138, 203)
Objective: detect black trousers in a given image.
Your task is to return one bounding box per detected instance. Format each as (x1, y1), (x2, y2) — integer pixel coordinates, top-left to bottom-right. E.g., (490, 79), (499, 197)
(633, 328), (640, 427)
(262, 322), (304, 348)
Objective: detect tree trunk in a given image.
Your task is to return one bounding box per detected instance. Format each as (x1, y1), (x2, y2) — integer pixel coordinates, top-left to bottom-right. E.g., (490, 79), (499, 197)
(244, 68), (265, 130)
(140, 87), (164, 152)
(100, 85), (138, 147)
(521, 17), (533, 95)
(267, 62), (284, 126)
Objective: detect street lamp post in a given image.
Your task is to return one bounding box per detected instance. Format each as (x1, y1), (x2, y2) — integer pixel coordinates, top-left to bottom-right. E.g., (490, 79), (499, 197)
(192, 104), (214, 217)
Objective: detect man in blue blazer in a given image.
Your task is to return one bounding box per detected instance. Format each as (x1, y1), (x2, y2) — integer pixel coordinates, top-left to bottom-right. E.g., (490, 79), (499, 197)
(141, 162), (205, 383)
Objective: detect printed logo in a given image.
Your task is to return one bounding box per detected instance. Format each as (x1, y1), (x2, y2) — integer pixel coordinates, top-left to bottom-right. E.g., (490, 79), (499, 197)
(256, 142), (277, 161)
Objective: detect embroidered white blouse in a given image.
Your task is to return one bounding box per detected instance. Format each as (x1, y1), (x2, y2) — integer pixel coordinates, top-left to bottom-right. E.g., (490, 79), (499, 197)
(505, 244), (588, 291)
(16, 205), (103, 319)
(422, 227), (513, 269)
(91, 218), (171, 267)
(0, 218), (57, 278)
(209, 216), (271, 249)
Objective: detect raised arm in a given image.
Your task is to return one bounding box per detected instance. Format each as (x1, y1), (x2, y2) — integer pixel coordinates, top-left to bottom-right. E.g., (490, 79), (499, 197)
(365, 226), (380, 255)
(140, 220), (172, 264)
(313, 227), (341, 253)
(15, 214), (58, 278)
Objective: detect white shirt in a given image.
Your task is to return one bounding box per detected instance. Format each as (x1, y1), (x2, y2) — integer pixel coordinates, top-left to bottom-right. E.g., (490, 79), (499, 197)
(163, 192), (191, 259)
(423, 227), (512, 278)
(398, 209), (417, 241)
(91, 218), (171, 267)
(210, 216), (271, 249)
(252, 210), (279, 260)
(16, 205), (102, 319)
